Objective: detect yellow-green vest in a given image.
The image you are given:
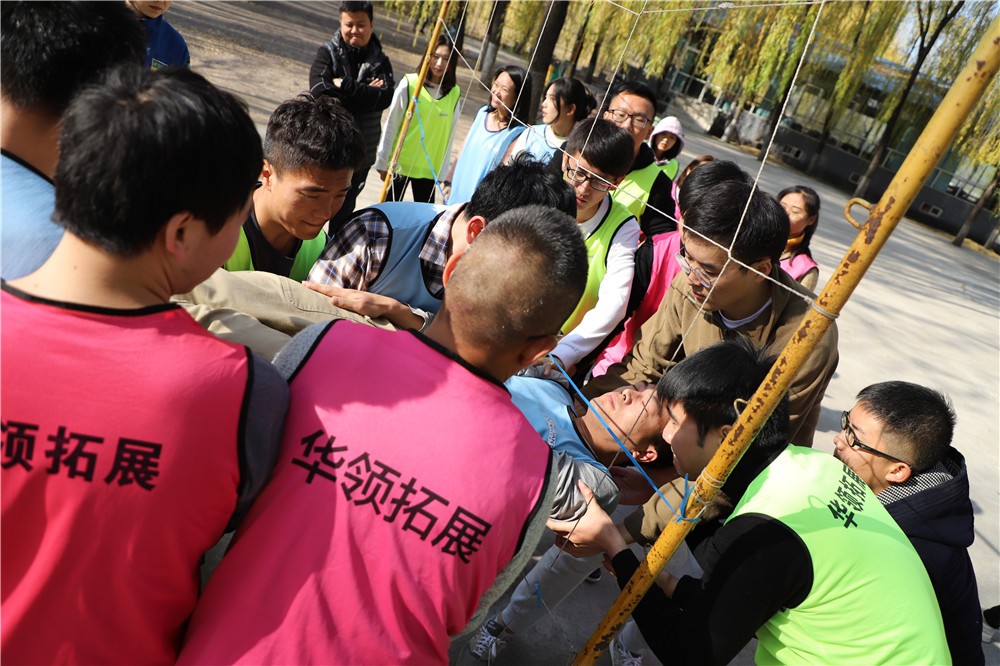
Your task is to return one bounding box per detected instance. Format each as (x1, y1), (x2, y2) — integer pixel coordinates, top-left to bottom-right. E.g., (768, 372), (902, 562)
(659, 158), (679, 180)
(562, 198), (635, 333)
(611, 161), (660, 221)
(224, 227), (327, 283)
(396, 73), (460, 180)
(730, 446), (950, 665)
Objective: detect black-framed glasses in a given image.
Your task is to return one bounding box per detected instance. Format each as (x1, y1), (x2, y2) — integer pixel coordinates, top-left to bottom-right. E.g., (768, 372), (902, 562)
(675, 242), (717, 291)
(563, 167), (612, 193)
(840, 411), (911, 466)
(605, 108), (652, 129)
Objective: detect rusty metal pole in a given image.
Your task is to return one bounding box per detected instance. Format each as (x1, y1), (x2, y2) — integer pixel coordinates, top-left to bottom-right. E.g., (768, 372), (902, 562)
(573, 16), (1000, 666)
(377, 0), (452, 203)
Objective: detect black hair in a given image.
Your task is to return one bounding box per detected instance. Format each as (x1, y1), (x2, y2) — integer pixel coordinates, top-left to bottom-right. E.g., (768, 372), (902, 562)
(545, 77), (597, 122)
(490, 64), (532, 129)
(0, 1), (145, 116)
(603, 80), (658, 117)
(679, 160), (788, 265)
(466, 153), (575, 221)
(424, 35), (458, 96)
(445, 204), (588, 349)
(563, 118), (635, 180)
(675, 154), (716, 192)
(264, 95), (365, 173)
(55, 64), (263, 256)
(339, 1), (373, 20)
(658, 337), (789, 451)
(855, 381), (955, 473)
(777, 185), (821, 257)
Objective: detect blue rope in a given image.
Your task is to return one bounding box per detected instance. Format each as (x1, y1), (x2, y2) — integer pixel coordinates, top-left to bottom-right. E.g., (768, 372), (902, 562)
(409, 94), (448, 200)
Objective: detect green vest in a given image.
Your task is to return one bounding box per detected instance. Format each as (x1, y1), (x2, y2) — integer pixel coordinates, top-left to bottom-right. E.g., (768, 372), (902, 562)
(611, 161), (660, 220)
(730, 446), (950, 665)
(659, 158), (679, 180)
(224, 227), (327, 283)
(562, 198), (635, 334)
(396, 73), (460, 180)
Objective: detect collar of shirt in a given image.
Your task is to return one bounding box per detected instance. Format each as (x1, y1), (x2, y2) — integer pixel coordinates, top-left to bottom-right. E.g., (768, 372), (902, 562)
(577, 196), (611, 237)
(418, 203), (464, 297)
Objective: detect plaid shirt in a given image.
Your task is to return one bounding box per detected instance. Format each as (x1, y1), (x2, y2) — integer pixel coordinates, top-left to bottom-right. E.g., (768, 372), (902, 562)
(307, 205), (460, 298)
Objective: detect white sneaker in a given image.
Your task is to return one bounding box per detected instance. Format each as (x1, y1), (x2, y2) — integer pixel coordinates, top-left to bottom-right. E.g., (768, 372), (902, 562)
(610, 633), (644, 666)
(469, 616), (514, 662)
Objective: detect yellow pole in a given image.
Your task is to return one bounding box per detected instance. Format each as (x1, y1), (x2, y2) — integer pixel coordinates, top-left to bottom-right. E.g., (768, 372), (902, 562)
(377, 0), (453, 203)
(573, 16), (1000, 665)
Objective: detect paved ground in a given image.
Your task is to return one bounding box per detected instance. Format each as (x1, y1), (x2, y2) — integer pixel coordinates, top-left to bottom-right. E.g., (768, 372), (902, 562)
(171, 3), (999, 663)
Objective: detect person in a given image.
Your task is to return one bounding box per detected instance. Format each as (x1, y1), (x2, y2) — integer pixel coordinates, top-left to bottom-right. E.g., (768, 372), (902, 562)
(507, 76), (596, 163)
(176, 206), (590, 665)
(586, 160), (839, 449)
(834, 381), (983, 664)
(648, 115), (684, 179)
(223, 95), (364, 281)
(1, 64), (288, 665)
(375, 35), (461, 203)
(304, 154), (575, 329)
(777, 185), (821, 291)
(126, 0), (190, 70)
(549, 338), (950, 665)
(670, 153), (715, 214)
(468, 373), (676, 662)
(985, 605), (1000, 643)
(446, 65), (531, 205)
(309, 0), (394, 228)
(592, 155), (717, 378)
(1, 1), (145, 280)
(603, 80), (677, 236)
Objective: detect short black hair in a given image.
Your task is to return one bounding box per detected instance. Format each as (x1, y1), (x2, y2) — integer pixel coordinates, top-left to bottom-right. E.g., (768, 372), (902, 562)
(0, 1), (145, 116)
(604, 80), (658, 116)
(465, 153), (575, 221)
(546, 77), (597, 122)
(264, 95), (365, 174)
(777, 185), (821, 256)
(564, 118), (635, 180)
(445, 205), (588, 349)
(679, 160), (789, 265)
(855, 381), (955, 473)
(658, 337), (789, 451)
(340, 1), (373, 20)
(55, 64), (263, 256)
(491, 64), (532, 129)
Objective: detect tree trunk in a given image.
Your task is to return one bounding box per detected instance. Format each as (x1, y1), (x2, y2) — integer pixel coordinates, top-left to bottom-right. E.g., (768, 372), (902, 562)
(476, 0), (510, 78)
(452, 1), (468, 53)
(952, 168), (999, 246)
(584, 39), (601, 84)
(757, 82), (795, 161)
(526, 0), (570, 121)
(985, 217), (1000, 250)
(564, 2), (593, 79)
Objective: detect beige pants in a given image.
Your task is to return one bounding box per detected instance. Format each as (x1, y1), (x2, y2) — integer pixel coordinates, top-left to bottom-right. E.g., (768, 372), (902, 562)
(174, 269), (396, 360)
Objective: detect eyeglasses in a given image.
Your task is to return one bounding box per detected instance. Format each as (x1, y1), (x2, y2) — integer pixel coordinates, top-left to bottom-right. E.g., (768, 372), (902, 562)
(605, 108), (652, 129)
(840, 411), (911, 466)
(564, 167), (612, 193)
(675, 242), (718, 291)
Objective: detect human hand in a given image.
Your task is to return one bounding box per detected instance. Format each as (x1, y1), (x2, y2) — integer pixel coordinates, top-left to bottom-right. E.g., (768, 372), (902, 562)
(546, 481), (627, 556)
(377, 169), (388, 181)
(303, 282), (397, 318)
(369, 78), (384, 87)
(332, 77), (343, 87)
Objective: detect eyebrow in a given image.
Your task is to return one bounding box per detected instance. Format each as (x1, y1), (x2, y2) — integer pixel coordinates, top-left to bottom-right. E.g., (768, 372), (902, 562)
(300, 186), (331, 193)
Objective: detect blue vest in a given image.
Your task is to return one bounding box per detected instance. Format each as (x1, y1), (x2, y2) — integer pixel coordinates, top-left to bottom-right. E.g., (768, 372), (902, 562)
(447, 106), (524, 205)
(518, 124), (559, 162)
(366, 202), (449, 313)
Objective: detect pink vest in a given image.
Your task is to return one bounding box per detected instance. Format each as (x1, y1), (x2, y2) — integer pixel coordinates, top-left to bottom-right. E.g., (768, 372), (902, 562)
(1, 288), (248, 664)
(780, 251), (818, 282)
(593, 231), (682, 376)
(179, 323), (551, 665)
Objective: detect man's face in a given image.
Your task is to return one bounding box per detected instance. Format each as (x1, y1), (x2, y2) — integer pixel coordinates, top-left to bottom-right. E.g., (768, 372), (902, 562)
(603, 93), (654, 156)
(679, 232), (761, 315)
(662, 400), (725, 478)
(833, 404), (899, 495)
(263, 164), (353, 240)
(340, 11), (373, 48)
(591, 383), (666, 456)
(562, 151), (620, 222)
(128, 0), (172, 19)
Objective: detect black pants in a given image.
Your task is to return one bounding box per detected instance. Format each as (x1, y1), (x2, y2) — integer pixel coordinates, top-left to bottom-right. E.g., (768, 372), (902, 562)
(384, 174), (437, 204)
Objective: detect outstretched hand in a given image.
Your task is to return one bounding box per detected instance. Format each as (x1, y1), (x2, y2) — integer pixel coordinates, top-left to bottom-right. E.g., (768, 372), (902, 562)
(546, 480), (627, 557)
(303, 282), (396, 318)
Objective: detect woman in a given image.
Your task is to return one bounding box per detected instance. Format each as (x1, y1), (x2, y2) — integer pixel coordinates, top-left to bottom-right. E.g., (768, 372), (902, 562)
(649, 116), (684, 179)
(374, 36), (460, 203)
(445, 64), (530, 204)
(507, 77), (595, 163)
(777, 185), (820, 290)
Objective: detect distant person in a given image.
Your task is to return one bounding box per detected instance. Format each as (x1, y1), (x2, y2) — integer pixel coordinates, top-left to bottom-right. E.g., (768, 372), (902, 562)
(126, 0), (190, 69)
(649, 115), (684, 179)
(446, 65), (530, 205)
(1, 0), (145, 279)
(177, 206), (589, 666)
(777, 185), (821, 291)
(670, 153), (715, 215)
(223, 95), (364, 281)
(507, 76), (596, 163)
(310, 0), (394, 227)
(1, 64), (287, 665)
(375, 35), (461, 203)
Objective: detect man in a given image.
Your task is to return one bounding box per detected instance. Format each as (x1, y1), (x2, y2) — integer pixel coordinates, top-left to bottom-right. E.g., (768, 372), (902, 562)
(586, 160), (838, 448)
(223, 95), (363, 281)
(549, 339), (950, 665)
(1, 65), (287, 664)
(603, 80), (677, 236)
(176, 206), (589, 665)
(835, 381), (983, 664)
(309, 0), (394, 227)
(1, 0), (145, 279)
(125, 0), (190, 70)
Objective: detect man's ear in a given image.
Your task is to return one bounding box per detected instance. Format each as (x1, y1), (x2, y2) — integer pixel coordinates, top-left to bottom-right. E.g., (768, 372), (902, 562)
(259, 160), (275, 189)
(633, 445), (658, 464)
(518, 337), (558, 369)
(441, 252), (462, 287)
(162, 211), (198, 260)
(751, 257), (773, 281)
(466, 215), (486, 244)
(886, 462), (912, 485)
